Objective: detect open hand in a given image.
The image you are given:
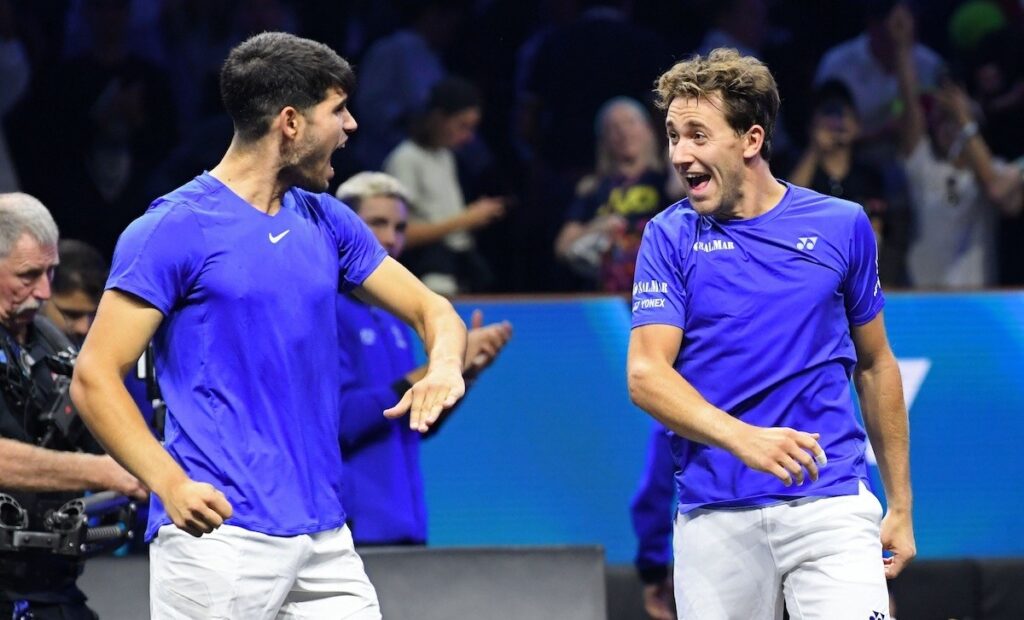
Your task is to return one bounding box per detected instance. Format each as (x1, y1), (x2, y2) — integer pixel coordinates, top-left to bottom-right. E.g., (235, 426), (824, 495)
(384, 362), (466, 432)
(464, 309), (512, 377)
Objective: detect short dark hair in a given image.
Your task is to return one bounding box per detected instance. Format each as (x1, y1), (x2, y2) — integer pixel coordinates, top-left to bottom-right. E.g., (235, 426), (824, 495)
(412, 76), (482, 146)
(54, 239), (108, 301)
(812, 80), (856, 116)
(220, 32), (356, 142)
(426, 76), (481, 116)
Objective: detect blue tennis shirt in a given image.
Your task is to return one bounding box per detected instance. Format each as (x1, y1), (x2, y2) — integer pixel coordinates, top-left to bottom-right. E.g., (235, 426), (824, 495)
(631, 182), (884, 513)
(107, 173), (387, 540)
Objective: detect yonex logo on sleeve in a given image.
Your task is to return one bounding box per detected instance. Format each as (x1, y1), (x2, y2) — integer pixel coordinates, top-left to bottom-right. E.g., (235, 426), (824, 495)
(632, 299), (666, 311)
(796, 236), (818, 250)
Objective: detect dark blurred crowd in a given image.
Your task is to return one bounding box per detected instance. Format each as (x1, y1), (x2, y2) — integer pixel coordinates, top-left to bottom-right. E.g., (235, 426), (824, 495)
(2, 0), (1022, 294)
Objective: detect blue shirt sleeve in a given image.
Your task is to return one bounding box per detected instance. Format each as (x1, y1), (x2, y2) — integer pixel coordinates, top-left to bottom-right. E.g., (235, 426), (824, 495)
(337, 343), (406, 450)
(630, 422), (675, 582)
(106, 202), (205, 315)
(631, 217), (687, 330)
(843, 208), (885, 326)
(323, 195), (388, 291)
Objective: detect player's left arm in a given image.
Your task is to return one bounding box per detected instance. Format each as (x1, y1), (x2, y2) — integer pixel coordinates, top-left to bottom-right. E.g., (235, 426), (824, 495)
(851, 313), (916, 578)
(355, 256), (467, 432)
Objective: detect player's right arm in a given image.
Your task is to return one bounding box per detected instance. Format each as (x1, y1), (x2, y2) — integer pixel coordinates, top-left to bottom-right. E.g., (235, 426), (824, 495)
(627, 325), (823, 486)
(71, 291), (231, 538)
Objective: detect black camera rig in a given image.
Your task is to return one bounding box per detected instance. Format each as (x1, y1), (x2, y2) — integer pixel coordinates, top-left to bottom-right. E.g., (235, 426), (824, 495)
(0, 491), (136, 558)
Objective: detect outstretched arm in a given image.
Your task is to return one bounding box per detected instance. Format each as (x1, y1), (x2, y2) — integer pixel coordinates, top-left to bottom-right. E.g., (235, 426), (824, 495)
(355, 257), (467, 432)
(852, 312), (915, 578)
(339, 309), (511, 446)
(71, 290), (232, 536)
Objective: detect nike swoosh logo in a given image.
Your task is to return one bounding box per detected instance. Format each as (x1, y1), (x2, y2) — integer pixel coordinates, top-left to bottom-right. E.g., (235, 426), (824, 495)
(268, 230), (291, 244)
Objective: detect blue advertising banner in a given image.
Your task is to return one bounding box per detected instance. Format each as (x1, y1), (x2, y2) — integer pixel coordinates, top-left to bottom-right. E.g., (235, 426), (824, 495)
(419, 293), (1024, 562)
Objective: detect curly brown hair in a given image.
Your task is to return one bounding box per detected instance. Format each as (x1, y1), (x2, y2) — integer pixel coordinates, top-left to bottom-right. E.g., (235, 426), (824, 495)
(655, 48), (780, 160)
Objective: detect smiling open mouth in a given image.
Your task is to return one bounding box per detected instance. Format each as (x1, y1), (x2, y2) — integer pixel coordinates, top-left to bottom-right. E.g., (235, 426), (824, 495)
(686, 173), (711, 191)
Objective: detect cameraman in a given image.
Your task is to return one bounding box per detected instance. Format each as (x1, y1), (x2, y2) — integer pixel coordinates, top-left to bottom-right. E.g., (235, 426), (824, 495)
(0, 192), (145, 620)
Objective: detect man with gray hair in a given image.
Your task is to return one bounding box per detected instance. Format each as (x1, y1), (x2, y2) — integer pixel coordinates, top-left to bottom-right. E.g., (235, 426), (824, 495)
(335, 172), (512, 546)
(0, 192), (144, 620)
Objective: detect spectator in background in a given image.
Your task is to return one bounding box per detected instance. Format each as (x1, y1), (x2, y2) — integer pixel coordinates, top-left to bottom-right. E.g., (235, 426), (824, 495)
(0, 0), (29, 192)
(40, 239), (106, 347)
(351, 0), (466, 172)
(159, 0), (242, 130)
(39, 237), (155, 433)
(63, 0), (165, 65)
(514, 0), (671, 291)
(815, 0), (945, 148)
(335, 172), (511, 546)
(517, 0), (670, 180)
(788, 81), (910, 287)
(384, 77), (507, 296)
(695, 0), (794, 163)
(554, 97), (682, 292)
(696, 0), (768, 60)
(35, 0), (178, 257)
(962, 22), (1024, 285)
(629, 423), (676, 620)
(892, 5), (1022, 288)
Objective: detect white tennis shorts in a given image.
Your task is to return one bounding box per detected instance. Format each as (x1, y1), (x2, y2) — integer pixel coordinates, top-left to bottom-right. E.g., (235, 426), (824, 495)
(150, 523), (380, 619)
(673, 482), (890, 620)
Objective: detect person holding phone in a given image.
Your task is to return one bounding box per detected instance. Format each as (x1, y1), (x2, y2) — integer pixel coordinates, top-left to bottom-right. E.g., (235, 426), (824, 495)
(788, 80), (908, 286)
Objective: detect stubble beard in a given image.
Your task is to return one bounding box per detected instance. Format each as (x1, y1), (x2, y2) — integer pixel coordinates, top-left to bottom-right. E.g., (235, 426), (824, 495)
(283, 135), (331, 193)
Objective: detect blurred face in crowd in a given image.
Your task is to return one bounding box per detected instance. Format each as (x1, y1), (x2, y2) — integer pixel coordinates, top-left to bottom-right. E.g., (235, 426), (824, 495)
(284, 87), (357, 192)
(602, 102), (655, 164)
(926, 105), (959, 159)
(0, 233), (57, 339)
(358, 195), (408, 258)
(42, 288), (98, 345)
(666, 93), (751, 217)
(813, 99), (860, 152)
(434, 106), (481, 150)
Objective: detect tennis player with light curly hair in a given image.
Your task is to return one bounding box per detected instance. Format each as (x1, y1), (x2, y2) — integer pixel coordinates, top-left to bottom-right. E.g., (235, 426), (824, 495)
(627, 48), (914, 619)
